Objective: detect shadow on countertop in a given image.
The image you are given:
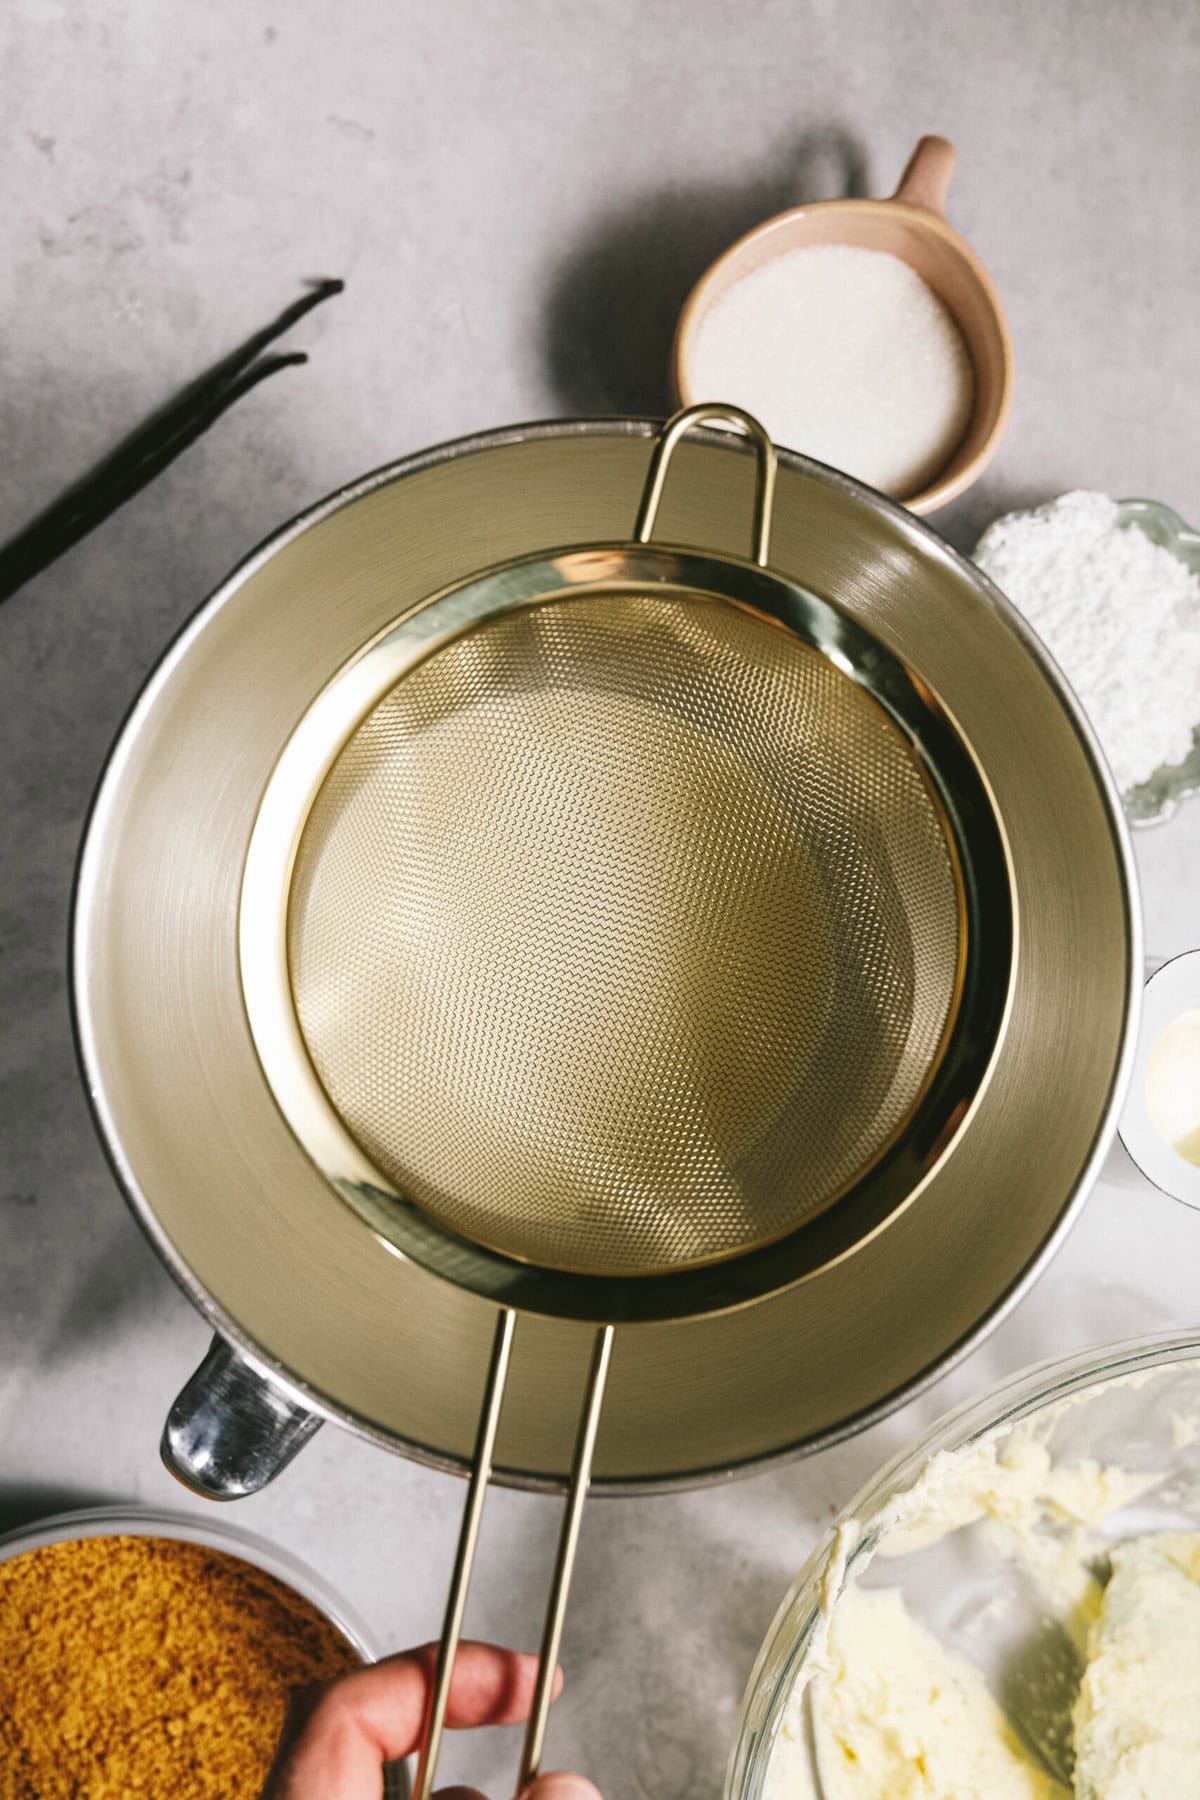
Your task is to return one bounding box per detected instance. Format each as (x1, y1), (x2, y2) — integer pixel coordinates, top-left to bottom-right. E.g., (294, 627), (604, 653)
(542, 126), (869, 419)
(0, 1485), (126, 1539)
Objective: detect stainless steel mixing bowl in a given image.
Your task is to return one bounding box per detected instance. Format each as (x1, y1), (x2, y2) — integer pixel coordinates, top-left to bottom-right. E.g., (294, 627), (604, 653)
(72, 416), (1139, 1498)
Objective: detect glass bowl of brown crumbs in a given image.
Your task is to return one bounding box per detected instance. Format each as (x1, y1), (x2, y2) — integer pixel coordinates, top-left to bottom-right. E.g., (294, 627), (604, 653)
(0, 1506), (386, 1798)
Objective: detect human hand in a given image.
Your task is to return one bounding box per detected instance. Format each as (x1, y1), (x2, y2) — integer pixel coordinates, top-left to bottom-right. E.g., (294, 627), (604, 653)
(260, 1638), (602, 1799)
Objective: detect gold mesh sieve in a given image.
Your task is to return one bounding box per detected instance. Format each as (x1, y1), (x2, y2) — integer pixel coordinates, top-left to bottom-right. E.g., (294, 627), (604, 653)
(287, 588), (962, 1279)
(238, 405), (999, 1797)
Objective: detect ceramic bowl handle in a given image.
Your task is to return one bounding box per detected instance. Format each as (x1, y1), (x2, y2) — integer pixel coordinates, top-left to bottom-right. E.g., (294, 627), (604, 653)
(891, 135), (956, 215)
(161, 1335), (322, 1499)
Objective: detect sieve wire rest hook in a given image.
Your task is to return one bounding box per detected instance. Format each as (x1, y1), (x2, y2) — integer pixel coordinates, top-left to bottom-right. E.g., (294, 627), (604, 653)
(634, 402), (779, 568)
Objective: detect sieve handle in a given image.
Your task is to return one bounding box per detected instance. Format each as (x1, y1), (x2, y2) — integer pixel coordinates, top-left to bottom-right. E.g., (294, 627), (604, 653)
(518, 1322), (614, 1789)
(413, 1308), (516, 1800)
(413, 1316), (614, 1800)
(634, 403), (778, 567)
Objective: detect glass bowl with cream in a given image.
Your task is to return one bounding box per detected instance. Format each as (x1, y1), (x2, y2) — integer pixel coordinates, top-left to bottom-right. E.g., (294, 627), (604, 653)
(727, 1332), (1200, 1800)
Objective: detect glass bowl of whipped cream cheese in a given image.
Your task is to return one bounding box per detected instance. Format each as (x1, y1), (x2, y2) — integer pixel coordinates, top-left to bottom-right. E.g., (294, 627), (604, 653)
(728, 1331), (1200, 1800)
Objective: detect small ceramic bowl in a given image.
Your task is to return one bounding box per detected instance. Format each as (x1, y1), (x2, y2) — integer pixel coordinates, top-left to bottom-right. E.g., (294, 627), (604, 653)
(673, 136), (1014, 514)
(1117, 950), (1200, 1207)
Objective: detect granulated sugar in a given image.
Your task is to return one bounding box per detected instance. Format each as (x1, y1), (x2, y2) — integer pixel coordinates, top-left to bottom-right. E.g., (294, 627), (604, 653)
(975, 492), (1200, 792)
(689, 243), (973, 497)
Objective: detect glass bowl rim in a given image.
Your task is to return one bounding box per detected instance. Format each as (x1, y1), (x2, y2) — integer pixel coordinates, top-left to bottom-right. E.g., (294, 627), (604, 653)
(0, 1501), (383, 1661)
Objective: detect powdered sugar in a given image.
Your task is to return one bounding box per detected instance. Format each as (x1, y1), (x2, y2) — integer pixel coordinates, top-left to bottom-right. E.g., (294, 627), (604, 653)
(975, 492), (1200, 793)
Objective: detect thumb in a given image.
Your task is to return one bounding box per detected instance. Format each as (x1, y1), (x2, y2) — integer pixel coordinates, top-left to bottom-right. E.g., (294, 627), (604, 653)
(519, 1778), (604, 1799)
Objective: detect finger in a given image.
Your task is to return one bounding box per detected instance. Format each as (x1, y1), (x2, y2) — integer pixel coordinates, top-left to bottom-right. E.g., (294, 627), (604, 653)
(520, 1777), (604, 1799)
(432, 1640), (564, 1730)
(261, 1642), (563, 1795)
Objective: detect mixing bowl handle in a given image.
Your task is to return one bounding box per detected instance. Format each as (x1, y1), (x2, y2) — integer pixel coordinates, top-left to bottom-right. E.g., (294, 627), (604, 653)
(160, 1334), (321, 1499)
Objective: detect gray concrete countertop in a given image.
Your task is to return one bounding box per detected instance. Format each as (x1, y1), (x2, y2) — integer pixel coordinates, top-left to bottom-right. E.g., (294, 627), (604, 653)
(3, 3), (1200, 1794)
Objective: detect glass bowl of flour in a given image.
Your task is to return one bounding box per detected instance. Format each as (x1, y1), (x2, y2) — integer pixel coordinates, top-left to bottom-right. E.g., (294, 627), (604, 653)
(728, 1332), (1200, 1799)
(974, 496), (1200, 827)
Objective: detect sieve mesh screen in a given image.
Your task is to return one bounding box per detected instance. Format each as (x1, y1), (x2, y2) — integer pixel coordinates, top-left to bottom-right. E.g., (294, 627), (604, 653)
(287, 591), (963, 1277)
